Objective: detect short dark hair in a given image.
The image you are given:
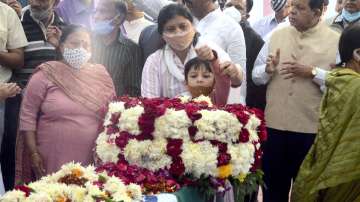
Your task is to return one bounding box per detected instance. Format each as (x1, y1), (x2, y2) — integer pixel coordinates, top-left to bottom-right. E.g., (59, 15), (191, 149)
(59, 25), (89, 44)
(308, 0), (324, 11)
(158, 4), (193, 35)
(338, 24), (360, 65)
(184, 57), (213, 82)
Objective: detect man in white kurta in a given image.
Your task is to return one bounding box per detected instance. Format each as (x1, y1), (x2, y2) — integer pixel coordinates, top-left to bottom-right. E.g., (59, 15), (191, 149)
(0, 2), (28, 194)
(184, 0), (247, 104)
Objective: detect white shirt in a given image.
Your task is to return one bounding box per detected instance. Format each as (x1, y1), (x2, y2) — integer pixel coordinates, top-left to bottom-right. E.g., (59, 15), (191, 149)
(196, 8), (247, 104)
(0, 2), (28, 83)
(123, 17), (154, 44)
(252, 24), (340, 92)
(251, 14), (286, 38)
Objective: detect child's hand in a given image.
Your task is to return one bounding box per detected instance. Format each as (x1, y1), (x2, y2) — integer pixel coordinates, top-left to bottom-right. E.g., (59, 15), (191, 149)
(195, 45), (215, 61)
(219, 62), (243, 87)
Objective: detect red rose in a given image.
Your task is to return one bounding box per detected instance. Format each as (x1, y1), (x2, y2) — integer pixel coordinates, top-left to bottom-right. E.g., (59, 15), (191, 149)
(239, 129), (250, 143)
(166, 139), (183, 157)
(115, 132), (130, 149)
(217, 153), (231, 166)
(15, 185), (32, 197)
(188, 126), (198, 138)
(110, 113), (121, 125)
(169, 157), (185, 176)
(106, 125), (120, 135)
(259, 125), (268, 142)
(210, 140), (227, 153)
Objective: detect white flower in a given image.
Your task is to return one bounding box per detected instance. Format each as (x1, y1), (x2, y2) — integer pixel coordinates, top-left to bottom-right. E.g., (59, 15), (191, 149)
(228, 143), (255, 176)
(104, 176), (127, 194)
(25, 192), (52, 202)
(126, 183), (142, 200)
(123, 139), (172, 172)
(0, 190), (26, 201)
(181, 141), (219, 178)
(245, 114), (261, 143)
(192, 95), (213, 106)
(108, 101), (126, 114)
(96, 132), (121, 163)
(118, 105), (144, 135)
(85, 182), (106, 199)
(178, 95), (191, 103)
(194, 110), (242, 143)
(104, 102), (126, 127)
(154, 109), (192, 140)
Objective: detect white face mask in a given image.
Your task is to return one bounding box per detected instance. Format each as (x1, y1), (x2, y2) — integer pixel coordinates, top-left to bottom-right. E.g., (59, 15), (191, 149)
(62, 48), (91, 69)
(223, 6), (242, 23)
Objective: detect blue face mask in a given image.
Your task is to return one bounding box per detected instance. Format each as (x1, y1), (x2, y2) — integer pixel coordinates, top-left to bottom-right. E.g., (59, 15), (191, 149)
(341, 9), (360, 23)
(92, 19), (115, 35)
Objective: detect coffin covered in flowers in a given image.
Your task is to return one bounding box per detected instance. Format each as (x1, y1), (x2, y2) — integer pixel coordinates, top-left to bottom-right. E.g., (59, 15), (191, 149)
(95, 96), (267, 201)
(0, 163), (142, 202)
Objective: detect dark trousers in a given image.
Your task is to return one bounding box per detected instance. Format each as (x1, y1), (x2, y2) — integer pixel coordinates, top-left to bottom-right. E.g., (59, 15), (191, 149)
(1, 94), (22, 190)
(262, 128), (315, 202)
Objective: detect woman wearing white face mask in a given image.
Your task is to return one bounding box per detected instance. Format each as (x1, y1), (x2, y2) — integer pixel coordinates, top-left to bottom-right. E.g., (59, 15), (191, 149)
(141, 4), (243, 101)
(15, 25), (115, 184)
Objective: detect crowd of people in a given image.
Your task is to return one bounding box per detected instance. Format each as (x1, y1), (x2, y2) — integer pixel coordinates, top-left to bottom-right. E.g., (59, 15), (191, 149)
(0, 0), (359, 201)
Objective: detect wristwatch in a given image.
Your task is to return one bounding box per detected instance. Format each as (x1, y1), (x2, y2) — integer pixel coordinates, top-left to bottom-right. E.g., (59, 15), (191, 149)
(311, 67), (318, 78)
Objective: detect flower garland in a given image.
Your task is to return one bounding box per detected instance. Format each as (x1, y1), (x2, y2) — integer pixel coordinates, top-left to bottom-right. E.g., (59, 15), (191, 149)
(95, 96), (267, 197)
(1, 162), (142, 202)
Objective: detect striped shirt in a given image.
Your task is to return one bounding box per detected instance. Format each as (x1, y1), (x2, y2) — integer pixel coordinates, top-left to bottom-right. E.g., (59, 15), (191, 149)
(20, 10), (65, 76)
(92, 34), (143, 97)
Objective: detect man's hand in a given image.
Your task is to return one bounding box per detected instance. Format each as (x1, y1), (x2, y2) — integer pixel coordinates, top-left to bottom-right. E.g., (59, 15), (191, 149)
(0, 83), (21, 100)
(265, 49), (280, 74)
(46, 26), (62, 47)
(279, 61), (313, 79)
(195, 45), (215, 61)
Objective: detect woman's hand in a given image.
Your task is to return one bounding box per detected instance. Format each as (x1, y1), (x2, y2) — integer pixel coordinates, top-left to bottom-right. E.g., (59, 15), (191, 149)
(30, 152), (46, 179)
(219, 62), (243, 87)
(195, 45), (215, 61)
(0, 83), (21, 100)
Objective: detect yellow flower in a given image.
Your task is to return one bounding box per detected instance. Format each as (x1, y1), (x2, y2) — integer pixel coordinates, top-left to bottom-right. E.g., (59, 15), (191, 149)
(218, 164), (233, 179)
(71, 169), (83, 178)
(237, 173), (247, 183)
